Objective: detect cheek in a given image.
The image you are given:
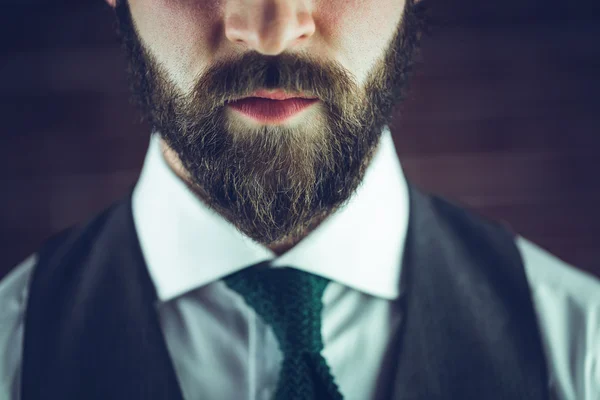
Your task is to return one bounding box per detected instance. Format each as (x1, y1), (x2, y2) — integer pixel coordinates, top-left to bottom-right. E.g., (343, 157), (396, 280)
(127, 0), (403, 91)
(128, 0), (221, 91)
(318, 0), (405, 85)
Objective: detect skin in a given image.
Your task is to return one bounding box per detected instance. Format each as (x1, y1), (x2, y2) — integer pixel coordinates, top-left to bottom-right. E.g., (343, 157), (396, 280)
(104, 0), (425, 255)
(108, 0), (407, 93)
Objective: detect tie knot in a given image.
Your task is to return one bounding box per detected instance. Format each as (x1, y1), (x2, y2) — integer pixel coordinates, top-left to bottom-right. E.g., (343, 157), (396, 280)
(223, 265), (330, 354)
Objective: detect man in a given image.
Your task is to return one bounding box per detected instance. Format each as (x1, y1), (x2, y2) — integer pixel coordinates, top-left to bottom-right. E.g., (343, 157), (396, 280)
(0, 0), (598, 399)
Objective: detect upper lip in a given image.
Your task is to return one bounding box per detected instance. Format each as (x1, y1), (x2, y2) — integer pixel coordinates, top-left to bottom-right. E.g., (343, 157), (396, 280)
(232, 90), (318, 101)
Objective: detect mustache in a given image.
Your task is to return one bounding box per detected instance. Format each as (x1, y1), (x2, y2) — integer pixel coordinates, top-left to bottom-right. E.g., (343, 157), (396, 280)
(189, 51), (359, 110)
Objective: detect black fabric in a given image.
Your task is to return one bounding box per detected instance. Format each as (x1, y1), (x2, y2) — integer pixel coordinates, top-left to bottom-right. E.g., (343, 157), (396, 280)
(391, 187), (549, 399)
(20, 184), (549, 400)
(20, 194), (185, 400)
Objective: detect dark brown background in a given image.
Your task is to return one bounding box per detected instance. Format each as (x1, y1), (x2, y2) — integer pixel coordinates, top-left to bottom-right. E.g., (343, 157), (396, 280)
(1, 0), (599, 280)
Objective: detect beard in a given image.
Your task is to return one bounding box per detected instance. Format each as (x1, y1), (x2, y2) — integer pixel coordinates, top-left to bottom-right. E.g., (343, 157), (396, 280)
(114, 0), (426, 246)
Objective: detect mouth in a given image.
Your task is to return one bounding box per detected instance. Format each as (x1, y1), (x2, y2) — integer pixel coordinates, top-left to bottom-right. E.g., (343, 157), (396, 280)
(226, 90), (320, 124)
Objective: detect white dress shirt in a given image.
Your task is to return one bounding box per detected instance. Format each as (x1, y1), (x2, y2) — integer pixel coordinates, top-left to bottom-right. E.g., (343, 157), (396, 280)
(1, 126), (599, 400)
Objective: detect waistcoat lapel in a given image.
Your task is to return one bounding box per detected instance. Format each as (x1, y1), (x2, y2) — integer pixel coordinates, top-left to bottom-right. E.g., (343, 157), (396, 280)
(21, 194), (185, 400)
(391, 184), (549, 399)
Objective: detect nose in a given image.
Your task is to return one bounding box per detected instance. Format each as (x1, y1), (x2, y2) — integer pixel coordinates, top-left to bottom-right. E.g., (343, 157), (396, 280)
(224, 0), (316, 55)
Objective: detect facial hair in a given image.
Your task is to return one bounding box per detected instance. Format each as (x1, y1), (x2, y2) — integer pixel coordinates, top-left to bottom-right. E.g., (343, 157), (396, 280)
(114, 0), (426, 246)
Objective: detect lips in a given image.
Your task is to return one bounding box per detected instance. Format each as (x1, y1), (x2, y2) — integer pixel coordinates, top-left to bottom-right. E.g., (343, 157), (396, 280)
(227, 97), (319, 123)
(227, 89), (319, 123)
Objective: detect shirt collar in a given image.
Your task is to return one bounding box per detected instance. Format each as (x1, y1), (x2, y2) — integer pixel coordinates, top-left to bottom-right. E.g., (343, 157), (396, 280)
(132, 126), (410, 302)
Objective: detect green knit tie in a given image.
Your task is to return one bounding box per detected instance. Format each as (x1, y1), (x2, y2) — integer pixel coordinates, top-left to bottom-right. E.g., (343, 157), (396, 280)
(223, 265), (344, 400)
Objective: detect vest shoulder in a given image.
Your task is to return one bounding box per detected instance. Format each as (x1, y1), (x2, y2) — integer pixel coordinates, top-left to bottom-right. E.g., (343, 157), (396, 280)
(411, 186), (516, 246)
(32, 196), (134, 281)
(430, 192), (513, 235)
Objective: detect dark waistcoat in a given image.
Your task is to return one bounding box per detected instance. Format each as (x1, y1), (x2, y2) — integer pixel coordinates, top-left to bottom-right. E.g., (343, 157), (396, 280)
(20, 184), (550, 399)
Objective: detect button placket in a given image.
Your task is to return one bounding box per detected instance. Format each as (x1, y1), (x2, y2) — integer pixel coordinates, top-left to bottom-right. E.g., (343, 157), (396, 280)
(257, 317), (279, 400)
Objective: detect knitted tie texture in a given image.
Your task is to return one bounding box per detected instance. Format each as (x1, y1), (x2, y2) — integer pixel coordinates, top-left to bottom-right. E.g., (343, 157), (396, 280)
(223, 265), (344, 400)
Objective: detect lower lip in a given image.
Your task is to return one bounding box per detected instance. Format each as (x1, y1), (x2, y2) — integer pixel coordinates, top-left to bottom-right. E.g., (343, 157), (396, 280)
(227, 97), (319, 123)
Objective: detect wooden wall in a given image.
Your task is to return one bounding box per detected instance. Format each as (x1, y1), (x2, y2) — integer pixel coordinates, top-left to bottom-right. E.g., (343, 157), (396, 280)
(1, 0), (599, 279)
